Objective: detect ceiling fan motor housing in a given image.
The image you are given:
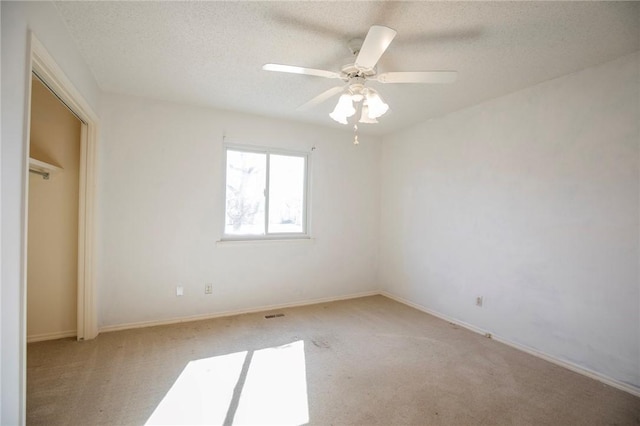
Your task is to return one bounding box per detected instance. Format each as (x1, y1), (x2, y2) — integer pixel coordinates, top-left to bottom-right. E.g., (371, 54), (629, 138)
(341, 62), (377, 78)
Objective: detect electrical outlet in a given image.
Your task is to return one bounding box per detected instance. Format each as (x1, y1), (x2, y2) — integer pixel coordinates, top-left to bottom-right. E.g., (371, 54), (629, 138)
(205, 283), (213, 295)
(176, 285), (184, 296)
(476, 296), (483, 307)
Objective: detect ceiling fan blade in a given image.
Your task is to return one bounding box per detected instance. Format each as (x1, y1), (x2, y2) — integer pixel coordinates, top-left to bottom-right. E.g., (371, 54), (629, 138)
(297, 86), (345, 111)
(355, 25), (397, 70)
(262, 64), (341, 79)
(375, 71), (458, 84)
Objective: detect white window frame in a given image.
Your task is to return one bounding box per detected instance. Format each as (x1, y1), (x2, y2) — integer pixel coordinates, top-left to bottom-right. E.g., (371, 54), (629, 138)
(222, 143), (310, 241)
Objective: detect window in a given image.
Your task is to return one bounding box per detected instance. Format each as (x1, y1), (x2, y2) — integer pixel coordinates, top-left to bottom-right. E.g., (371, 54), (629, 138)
(224, 145), (308, 239)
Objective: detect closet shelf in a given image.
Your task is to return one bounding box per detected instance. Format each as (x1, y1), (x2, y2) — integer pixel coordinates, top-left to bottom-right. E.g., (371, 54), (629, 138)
(29, 158), (63, 180)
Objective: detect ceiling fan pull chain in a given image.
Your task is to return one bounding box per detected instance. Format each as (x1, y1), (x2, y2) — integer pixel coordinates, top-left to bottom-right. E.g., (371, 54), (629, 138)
(353, 124), (359, 145)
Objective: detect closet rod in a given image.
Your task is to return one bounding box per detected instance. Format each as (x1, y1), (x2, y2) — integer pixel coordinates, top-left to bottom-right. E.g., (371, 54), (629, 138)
(29, 169), (50, 180)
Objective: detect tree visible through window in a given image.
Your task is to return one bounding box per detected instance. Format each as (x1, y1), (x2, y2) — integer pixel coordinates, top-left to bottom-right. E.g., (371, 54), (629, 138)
(224, 147), (307, 237)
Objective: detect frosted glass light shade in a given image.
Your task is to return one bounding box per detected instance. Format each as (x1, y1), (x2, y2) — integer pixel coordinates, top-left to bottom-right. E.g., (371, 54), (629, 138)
(365, 90), (389, 119)
(329, 93), (356, 124)
(359, 104), (378, 124)
(329, 110), (348, 124)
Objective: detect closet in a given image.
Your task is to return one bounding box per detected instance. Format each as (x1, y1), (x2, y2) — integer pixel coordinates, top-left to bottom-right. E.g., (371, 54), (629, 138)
(27, 75), (82, 342)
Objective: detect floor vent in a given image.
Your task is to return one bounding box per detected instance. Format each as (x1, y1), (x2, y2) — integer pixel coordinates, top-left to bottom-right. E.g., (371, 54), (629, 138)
(265, 313), (285, 319)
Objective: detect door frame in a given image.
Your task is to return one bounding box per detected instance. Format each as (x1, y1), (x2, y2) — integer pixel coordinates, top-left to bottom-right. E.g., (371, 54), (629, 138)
(22, 33), (99, 347)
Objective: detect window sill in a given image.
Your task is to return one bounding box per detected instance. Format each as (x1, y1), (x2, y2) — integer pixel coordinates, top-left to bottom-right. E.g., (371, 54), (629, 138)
(216, 236), (315, 246)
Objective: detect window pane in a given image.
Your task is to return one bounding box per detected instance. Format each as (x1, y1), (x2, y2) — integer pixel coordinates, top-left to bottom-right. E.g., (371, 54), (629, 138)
(225, 150), (266, 235)
(268, 154), (305, 234)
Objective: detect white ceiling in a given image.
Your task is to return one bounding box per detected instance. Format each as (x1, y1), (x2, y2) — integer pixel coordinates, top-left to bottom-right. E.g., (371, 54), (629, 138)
(54, 1), (639, 136)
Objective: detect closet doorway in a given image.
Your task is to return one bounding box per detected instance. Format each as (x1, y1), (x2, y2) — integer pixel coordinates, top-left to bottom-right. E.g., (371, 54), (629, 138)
(24, 34), (99, 346)
(26, 75), (82, 342)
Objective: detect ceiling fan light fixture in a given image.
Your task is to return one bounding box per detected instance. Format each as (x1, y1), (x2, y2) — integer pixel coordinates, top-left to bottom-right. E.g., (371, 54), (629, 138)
(365, 89), (389, 119)
(329, 93), (356, 124)
(329, 110), (348, 124)
(336, 93), (356, 117)
(359, 104), (378, 124)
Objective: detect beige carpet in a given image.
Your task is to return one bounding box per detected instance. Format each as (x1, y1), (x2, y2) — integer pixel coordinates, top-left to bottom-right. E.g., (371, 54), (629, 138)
(27, 295), (640, 425)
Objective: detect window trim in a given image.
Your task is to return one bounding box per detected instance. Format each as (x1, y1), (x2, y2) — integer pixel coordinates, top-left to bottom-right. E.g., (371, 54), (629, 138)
(221, 143), (311, 241)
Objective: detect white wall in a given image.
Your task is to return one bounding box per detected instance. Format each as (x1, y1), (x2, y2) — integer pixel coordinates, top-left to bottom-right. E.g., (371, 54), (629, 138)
(0, 4), (4, 422)
(1, 2), (101, 424)
(97, 94), (380, 328)
(0, 2), (3, 421)
(380, 52), (640, 390)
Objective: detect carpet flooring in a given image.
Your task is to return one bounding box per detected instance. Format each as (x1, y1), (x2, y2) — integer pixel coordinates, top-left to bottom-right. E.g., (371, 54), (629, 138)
(27, 295), (640, 425)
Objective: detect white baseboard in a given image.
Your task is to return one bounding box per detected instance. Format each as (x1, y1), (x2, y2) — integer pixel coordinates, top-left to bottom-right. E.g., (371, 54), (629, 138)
(99, 290), (380, 334)
(381, 290), (640, 399)
(27, 330), (76, 343)
(97, 289), (639, 398)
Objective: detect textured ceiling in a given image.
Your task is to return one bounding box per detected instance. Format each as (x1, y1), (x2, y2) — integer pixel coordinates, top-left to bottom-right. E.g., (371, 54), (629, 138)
(54, 1), (640, 135)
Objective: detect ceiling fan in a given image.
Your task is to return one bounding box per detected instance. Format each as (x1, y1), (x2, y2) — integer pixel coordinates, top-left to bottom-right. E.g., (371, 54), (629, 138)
(262, 25), (458, 126)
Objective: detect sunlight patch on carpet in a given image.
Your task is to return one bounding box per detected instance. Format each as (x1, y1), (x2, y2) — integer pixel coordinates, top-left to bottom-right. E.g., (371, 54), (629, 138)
(145, 340), (308, 425)
(234, 340), (308, 425)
